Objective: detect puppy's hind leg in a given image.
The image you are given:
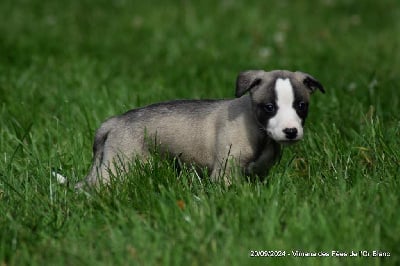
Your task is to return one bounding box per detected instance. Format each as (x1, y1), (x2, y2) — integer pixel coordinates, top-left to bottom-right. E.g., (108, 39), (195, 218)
(75, 119), (116, 190)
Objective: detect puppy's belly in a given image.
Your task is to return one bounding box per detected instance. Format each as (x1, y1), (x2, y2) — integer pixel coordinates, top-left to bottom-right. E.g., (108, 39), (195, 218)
(145, 127), (215, 169)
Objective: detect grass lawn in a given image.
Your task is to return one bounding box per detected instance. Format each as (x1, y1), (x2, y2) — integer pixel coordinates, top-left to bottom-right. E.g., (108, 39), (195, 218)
(1, 0), (399, 265)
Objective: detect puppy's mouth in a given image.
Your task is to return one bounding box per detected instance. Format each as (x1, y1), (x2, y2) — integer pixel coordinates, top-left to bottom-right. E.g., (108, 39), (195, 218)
(265, 129), (302, 145)
(277, 139), (301, 146)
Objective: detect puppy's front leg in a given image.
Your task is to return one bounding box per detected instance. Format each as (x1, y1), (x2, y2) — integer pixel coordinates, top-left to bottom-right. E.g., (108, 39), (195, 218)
(211, 146), (245, 186)
(210, 166), (233, 186)
(245, 141), (281, 176)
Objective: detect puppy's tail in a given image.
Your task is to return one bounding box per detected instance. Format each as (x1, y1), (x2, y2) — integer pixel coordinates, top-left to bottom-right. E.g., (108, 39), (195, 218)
(53, 118), (116, 187)
(52, 170), (68, 184)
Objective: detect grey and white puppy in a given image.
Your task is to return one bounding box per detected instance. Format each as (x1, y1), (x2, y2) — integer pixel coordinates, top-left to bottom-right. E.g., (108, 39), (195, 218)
(76, 70), (324, 188)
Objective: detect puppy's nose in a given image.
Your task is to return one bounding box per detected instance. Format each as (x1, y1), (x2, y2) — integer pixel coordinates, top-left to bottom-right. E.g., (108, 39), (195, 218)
(283, 127), (298, 140)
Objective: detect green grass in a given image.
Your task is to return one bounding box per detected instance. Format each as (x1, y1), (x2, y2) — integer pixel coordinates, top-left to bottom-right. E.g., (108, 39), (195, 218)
(1, 0), (399, 265)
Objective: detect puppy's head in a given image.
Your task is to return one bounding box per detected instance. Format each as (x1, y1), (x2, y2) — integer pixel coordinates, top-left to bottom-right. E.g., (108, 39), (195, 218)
(236, 70), (325, 143)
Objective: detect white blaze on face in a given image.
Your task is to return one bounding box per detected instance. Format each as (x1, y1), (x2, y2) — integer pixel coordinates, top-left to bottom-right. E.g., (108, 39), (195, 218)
(267, 78), (304, 142)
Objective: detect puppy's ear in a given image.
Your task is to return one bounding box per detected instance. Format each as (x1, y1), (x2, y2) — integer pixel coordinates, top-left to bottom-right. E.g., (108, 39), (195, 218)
(235, 70), (265, 98)
(295, 71), (325, 94)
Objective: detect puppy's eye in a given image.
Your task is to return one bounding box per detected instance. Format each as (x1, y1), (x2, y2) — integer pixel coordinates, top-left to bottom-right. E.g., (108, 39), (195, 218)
(297, 101), (307, 111)
(263, 103), (275, 113)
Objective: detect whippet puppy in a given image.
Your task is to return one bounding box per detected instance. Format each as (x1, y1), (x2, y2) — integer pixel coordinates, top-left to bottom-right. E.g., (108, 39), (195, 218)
(76, 70), (324, 188)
